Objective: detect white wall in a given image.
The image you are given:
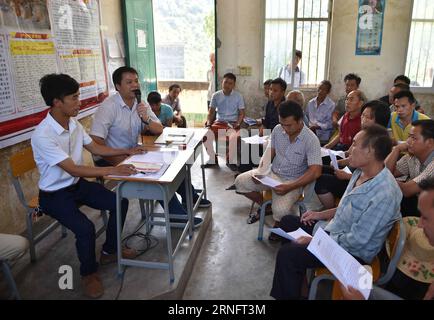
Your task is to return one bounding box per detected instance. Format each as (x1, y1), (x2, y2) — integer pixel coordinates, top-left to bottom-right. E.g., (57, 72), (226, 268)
(216, 0), (433, 117)
(216, 0), (267, 117)
(328, 0), (413, 101)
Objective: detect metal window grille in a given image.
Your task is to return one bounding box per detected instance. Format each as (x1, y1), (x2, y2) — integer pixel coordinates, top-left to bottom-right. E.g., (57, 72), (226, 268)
(405, 0), (434, 90)
(263, 0), (332, 88)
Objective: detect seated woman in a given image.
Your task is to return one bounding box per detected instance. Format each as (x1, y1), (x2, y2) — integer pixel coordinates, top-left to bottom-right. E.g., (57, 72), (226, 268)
(315, 100), (391, 209)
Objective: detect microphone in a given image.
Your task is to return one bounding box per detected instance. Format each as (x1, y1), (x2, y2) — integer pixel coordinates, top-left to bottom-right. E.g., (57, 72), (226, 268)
(133, 89), (142, 104)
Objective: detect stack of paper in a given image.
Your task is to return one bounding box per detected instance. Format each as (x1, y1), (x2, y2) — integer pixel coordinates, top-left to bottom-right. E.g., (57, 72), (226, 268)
(154, 129), (193, 145)
(130, 161), (162, 173)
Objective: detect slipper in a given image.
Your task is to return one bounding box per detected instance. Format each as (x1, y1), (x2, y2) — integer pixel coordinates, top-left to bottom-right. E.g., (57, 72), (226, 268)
(247, 211), (260, 224)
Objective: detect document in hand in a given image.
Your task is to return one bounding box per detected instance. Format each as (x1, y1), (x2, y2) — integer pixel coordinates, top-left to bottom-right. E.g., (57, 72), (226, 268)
(243, 117), (257, 126)
(307, 228), (373, 300)
(342, 166), (352, 174)
(241, 135), (269, 145)
(253, 175), (281, 188)
(328, 149), (339, 170)
(269, 227), (312, 241)
(321, 147), (345, 159)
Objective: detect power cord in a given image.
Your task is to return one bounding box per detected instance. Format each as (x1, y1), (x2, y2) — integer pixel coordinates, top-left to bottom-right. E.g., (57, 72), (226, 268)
(115, 219), (159, 300)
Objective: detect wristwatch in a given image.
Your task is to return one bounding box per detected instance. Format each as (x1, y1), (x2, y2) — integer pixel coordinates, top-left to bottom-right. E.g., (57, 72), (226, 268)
(142, 117), (152, 125)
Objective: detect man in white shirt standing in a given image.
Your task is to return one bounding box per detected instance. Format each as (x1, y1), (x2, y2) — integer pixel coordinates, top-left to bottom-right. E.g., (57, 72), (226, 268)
(32, 74), (142, 299)
(277, 50), (305, 88)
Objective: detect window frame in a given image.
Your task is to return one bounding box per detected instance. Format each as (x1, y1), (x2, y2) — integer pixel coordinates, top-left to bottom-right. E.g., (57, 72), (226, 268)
(404, 0), (434, 94)
(261, 0), (333, 91)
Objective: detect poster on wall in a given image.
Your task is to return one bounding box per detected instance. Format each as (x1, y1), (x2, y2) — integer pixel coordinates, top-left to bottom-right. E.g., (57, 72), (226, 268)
(0, 0), (108, 149)
(355, 0), (386, 55)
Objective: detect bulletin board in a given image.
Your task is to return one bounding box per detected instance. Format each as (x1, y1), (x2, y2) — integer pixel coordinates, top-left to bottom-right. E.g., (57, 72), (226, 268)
(0, 0), (108, 149)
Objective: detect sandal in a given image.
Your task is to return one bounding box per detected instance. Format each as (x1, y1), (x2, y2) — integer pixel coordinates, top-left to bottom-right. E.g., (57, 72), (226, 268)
(247, 211), (260, 224)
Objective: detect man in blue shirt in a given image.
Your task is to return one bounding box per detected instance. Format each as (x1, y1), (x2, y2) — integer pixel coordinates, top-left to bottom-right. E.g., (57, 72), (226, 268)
(204, 73), (245, 169)
(270, 124), (402, 299)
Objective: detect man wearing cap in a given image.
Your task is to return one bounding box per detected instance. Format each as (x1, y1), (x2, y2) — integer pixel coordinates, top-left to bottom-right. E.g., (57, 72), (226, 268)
(340, 177), (434, 300)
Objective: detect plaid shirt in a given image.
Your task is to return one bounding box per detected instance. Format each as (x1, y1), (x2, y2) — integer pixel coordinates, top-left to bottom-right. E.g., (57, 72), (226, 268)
(270, 124), (322, 181)
(325, 167), (402, 263)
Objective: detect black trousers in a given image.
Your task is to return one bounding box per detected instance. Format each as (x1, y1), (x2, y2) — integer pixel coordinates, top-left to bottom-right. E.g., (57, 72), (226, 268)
(270, 215), (323, 299)
(270, 215), (365, 299)
(39, 178), (129, 276)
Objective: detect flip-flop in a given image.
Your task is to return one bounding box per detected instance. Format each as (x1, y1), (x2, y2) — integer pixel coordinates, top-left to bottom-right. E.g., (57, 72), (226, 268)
(246, 211), (260, 224)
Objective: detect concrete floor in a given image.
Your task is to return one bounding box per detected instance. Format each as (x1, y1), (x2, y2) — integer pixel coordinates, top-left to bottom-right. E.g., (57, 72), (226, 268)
(1, 156), (323, 300)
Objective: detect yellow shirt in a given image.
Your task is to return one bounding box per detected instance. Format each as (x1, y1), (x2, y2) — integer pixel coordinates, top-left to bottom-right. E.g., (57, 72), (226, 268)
(390, 111), (430, 142)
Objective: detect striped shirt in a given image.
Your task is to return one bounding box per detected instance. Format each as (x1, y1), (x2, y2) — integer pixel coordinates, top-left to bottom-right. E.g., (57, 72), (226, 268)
(270, 124), (321, 181)
(325, 167), (402, 263)
(306, 96), (336, 141)
(396, 151), (434, 185)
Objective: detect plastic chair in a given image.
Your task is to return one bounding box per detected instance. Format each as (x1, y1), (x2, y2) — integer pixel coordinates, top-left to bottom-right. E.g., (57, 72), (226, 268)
(257, 181), (316, 241)
(308, 218), (406, 300)
(1, 259), (21, 300)
(9, 147), (108, 262)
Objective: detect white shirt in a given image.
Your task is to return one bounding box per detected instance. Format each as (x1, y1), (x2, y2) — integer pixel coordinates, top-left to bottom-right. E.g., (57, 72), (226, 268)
(31, 113), (92, 191)
(277, 65), (306, 88)
(90, 92), (160, 149)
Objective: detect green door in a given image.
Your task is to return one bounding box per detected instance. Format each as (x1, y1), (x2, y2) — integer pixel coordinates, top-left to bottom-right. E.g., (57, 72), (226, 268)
(122, 0), (157, 95)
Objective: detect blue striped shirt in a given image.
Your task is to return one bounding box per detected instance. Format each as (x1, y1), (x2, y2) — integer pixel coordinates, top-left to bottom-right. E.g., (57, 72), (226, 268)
(325, 167), (402, 263)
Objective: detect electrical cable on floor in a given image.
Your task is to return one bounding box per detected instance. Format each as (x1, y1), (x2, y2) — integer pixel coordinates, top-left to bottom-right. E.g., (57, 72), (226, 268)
(115, 218), (159, 299)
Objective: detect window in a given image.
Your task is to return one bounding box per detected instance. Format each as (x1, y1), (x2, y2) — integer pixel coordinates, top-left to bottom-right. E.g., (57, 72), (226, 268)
(263, 0), (331, 88)
(405, 0), (434, 91)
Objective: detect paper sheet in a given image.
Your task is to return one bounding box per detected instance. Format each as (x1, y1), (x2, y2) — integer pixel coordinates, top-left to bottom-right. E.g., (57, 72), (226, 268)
(307, 228), (373, 300)
(270, 227), (312, 241)
(108, 151), (177, 180)
(329, 149), (339, 170)
(321, 148), (345, 159)
(343, 166), (352, 174)
(253, 175), (281, 188)
(241, 135), (269, 145)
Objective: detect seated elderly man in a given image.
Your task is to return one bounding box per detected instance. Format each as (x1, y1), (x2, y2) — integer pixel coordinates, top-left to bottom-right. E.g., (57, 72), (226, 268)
(385, 119), (434, 216)
(234, 101), (322, 237)
(270, 125), (402, 300)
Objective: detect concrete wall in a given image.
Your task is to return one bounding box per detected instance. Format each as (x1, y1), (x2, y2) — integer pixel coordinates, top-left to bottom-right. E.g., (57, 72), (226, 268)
(328, 0), (412, 101)
(215, 0), (433, 117)
(216, 0), (268, 118)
